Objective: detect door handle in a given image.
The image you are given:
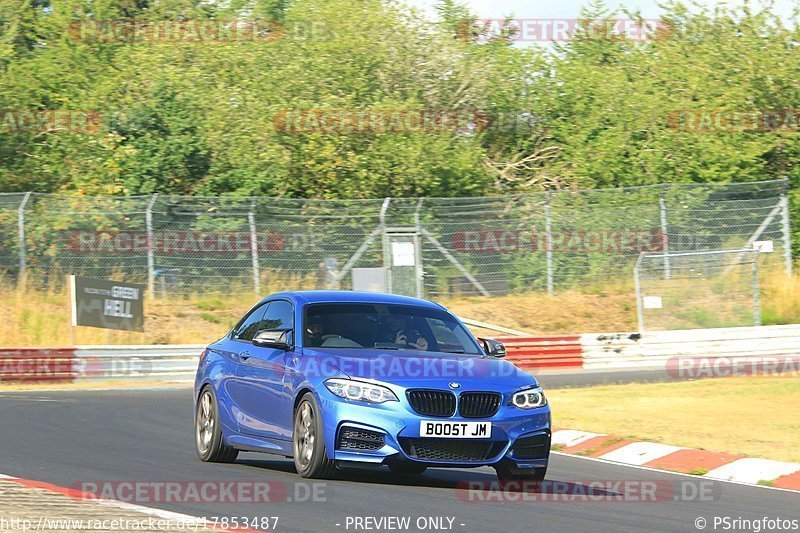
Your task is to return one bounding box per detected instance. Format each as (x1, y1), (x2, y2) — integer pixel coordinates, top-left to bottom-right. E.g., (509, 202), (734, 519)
(239, 351), (251, 361)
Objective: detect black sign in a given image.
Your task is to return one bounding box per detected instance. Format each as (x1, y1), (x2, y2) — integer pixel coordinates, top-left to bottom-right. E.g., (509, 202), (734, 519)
(70, 276), (145, 332)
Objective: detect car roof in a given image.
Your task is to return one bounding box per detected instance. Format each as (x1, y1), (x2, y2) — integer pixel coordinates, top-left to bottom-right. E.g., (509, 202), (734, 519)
(260, 290), (446, 310)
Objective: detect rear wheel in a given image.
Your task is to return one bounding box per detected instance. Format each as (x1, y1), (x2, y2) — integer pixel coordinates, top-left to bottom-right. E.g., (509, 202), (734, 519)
(293, 394), (336, 479)
(195, 387), (238, 463)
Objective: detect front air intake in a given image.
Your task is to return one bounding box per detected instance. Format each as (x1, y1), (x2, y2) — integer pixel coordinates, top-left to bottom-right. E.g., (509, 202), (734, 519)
(336, 427), (385, 451)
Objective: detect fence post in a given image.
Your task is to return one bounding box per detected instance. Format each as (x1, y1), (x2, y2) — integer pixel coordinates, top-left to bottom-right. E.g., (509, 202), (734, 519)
(545, 192), (553, 295)
(753, 250), (761, 327)
(248, 200), (261, 295)
(634, 253), (645, 332)
(659, 192), (671, 279)
(145, 194), (157, 299)
(17, 192), (32, 289)
(414, 198), (424, 298)
(780, 194), (792, 276)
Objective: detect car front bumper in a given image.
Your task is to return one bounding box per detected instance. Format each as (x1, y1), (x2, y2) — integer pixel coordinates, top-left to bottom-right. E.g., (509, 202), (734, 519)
(318, 391), (551, 471)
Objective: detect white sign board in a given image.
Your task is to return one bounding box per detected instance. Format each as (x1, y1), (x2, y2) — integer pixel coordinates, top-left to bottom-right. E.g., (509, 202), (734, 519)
(753, 240), (774, 253)
(391, 241), (416, 267)
(642, 296), (663, 309)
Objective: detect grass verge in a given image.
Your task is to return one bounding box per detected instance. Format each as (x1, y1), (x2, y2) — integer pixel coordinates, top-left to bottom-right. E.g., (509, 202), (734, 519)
(1, 269), (799, 345)
(547, 376), (800, 463)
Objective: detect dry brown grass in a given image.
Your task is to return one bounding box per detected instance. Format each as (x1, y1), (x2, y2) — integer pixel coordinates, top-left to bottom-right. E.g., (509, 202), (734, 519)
(761, 271), (800, 325)
(439, 288), (637, 335)
(0, 288), (252, 346)
(2, 269), (799, 346)
(548, 376), (800, 463)
(0, 283), (639, 346)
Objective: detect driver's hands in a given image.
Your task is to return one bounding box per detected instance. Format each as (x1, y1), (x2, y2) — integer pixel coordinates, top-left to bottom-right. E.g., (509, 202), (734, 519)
(411, 337), (429, 351)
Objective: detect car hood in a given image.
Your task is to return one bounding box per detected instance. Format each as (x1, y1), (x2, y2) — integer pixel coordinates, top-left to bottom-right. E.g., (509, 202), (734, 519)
(299, 347), (537, 390)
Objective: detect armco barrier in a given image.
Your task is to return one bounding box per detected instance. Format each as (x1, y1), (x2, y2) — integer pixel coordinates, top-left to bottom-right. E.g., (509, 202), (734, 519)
(581, 324), (800, 370)
(0, 347), (77, 382)
(496, 336), (583, 372)
(74, 345), (204, 381)
(2, 324), (800, 382)
(0, 345), (203, 383)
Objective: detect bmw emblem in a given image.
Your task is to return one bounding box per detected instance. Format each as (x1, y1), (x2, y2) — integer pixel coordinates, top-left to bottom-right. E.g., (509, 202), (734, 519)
(449, 382), (461, 389)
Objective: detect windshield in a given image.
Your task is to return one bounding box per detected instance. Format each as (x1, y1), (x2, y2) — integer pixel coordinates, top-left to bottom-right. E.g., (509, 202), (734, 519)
(303, 303), (483, 355)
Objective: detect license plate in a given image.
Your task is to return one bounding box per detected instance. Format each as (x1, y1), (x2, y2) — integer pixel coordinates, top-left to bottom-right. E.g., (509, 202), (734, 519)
(419, 420), (491, 439)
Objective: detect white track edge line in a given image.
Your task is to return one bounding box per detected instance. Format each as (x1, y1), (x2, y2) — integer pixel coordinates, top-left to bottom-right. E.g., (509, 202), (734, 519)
(551, 452), (800, 495)
(0, 474), (231, 528)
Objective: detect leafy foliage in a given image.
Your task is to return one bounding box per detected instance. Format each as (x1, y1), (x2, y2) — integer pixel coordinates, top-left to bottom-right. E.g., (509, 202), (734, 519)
(0, 0), (798, 248)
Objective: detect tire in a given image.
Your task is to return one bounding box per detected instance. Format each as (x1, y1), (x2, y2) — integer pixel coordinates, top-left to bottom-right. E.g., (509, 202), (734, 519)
(388, 462), (427, 475)
(293, 393), (336, 479)
(195, 386), (239, 463)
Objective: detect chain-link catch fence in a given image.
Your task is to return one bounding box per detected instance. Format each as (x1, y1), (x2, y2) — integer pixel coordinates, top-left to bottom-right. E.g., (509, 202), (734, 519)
(0, 179), (791, 299)
(635, 249), (761, 331)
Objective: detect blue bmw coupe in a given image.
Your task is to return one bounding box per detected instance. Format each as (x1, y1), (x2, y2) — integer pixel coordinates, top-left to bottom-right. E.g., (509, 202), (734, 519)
(194, 291), (551, 481)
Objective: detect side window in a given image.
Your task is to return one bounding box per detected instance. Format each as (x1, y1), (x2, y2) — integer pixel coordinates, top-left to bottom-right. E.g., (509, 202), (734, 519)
(426, 317), (466, 352)
(260, 300), (294, 331)
(233, 303), (269, 341)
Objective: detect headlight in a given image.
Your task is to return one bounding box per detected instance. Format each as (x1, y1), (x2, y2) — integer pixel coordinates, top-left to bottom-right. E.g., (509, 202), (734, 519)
(511, 387), (547, 409)
(324, 378), (398, 404)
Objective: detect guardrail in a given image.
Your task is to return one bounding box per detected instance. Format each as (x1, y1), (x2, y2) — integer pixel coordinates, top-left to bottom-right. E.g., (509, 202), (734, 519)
(580, 324), (800, 370)
(0, 345), (203, 383)
(2, 324), (799, 382)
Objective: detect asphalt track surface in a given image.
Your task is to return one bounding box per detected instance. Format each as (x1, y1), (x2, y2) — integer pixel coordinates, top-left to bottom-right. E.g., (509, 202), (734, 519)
(536, 368), (689, 389)
(0, 389), (798, 533)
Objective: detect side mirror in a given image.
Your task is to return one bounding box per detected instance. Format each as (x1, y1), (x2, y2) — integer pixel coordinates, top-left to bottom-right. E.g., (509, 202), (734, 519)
(478, 338), (506, 358)
(253, 328), (293, 350)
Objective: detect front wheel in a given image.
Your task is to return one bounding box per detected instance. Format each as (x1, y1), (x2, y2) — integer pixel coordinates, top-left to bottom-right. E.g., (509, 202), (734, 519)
(195, 386), (238, 463)
(293, 394), (336, 479)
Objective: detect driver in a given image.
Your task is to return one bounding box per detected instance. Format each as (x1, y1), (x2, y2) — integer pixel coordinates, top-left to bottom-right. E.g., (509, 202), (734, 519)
(394, 328), (429, 351)
(306, 321), (325, 347)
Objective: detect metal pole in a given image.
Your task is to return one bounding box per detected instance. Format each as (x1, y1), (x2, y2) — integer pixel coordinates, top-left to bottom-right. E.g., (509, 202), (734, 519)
(69, 274), (77, 346)
(634, 253), (645, 332)
(17, 192), (32, 289)
(414, 198), (424, 298)
(780, 194), (792, 276)
(545, 193), (553, 295)
(659, 195), (671, 279)
(145, 194), (157, 299)
(381, 198), (391, 293)
(753, 250), (761, 327)
(248, 200), (261, 295)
